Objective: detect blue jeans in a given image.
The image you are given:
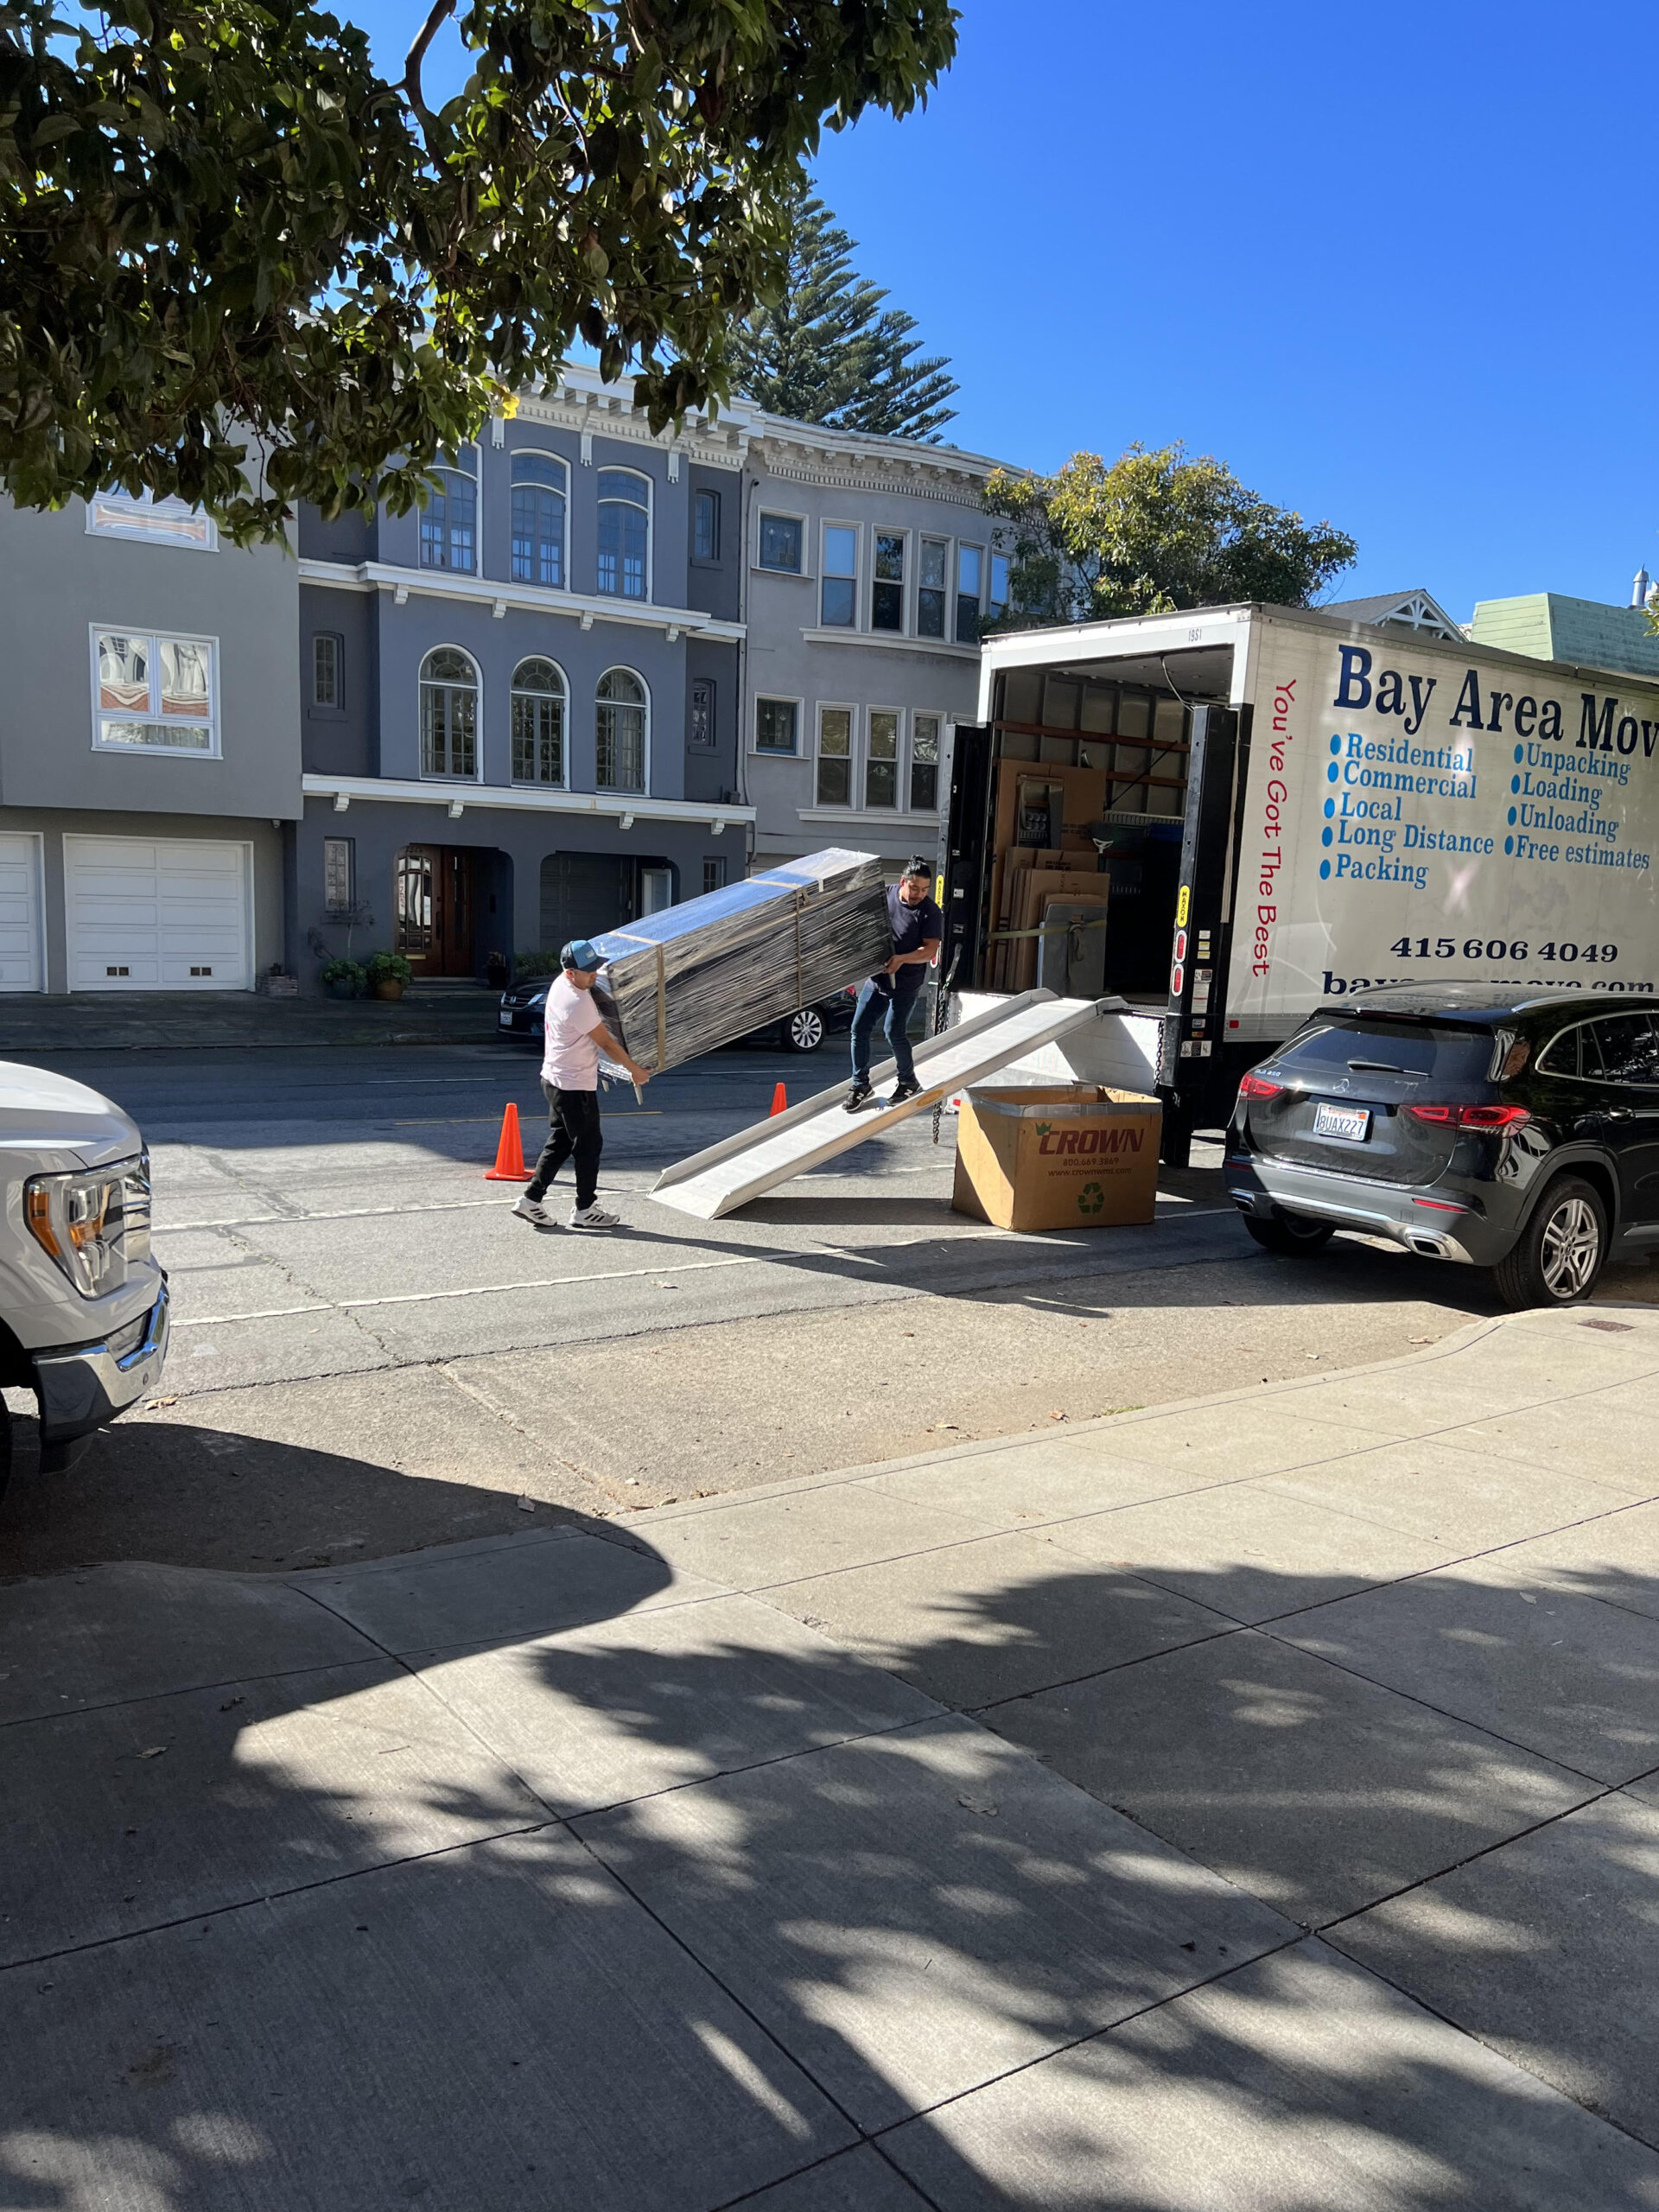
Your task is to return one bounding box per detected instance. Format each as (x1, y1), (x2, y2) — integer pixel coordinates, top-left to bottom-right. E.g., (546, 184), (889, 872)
(851, 977), (923, 1088)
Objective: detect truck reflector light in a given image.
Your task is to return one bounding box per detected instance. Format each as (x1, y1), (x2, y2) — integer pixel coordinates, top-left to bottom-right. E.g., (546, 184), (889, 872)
(1406, 1103), (1531, 1131)
(1169, 963), (1185, 997)
(1238, 1072), (1283, 1101)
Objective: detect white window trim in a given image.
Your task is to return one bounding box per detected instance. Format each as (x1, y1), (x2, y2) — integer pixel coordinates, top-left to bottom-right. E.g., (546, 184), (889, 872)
(813, 699), (857, 808)
(417, 642), (485, 784)
(310, 630), (344, 713)
(754, 505), (811, 580)
(863, 702), (905, 810)
(797, 624), (979, 660)
(955, 540), (988, 645)
(595, 467), (654, 606)
(870, 527), (911, 638)
(909, 709), (944, 814)
(89, 624), (220, 758)
(85, 490), (218, 553)
(818, 520), (861, 630)
(914, 531), (954, 647)
(508, 653), (569, 790)
(752, 692), (806, 760)
(595, 664), (652, 794)
(508, 448), (572, 593)
(421, 450), (480, 578)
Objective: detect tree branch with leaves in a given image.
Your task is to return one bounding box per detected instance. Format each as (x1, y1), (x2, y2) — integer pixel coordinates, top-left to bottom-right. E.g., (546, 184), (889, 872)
(982, 443), (1357, 628)
(0, 0), (958, 541)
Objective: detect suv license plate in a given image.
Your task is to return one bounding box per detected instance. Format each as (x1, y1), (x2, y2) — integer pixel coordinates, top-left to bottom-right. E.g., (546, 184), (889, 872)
(1313, 1102), (1370, 1143)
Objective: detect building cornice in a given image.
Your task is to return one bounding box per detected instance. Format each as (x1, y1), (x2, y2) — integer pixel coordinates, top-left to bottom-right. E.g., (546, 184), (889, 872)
(798, 625), (981, 662)
(303, 774), (753, 833)
(299, 559), (746, 645)
(797, 804), (939, 831)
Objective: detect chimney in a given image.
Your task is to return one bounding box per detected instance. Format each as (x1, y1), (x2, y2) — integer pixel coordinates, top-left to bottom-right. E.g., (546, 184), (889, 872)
(1633, 567), (1651, 608)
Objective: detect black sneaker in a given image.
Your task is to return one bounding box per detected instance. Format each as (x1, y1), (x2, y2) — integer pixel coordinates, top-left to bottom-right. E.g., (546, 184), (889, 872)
(842, 1080), (874, 1112)
(886, 1077), (924, 1107)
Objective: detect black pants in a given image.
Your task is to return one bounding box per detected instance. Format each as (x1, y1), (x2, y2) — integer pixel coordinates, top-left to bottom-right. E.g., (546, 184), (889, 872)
(527, 1083), (602, 1210)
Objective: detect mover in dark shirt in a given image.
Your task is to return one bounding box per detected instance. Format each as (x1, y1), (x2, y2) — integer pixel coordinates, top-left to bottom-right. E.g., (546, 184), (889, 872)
(846, 857), (944, 1109)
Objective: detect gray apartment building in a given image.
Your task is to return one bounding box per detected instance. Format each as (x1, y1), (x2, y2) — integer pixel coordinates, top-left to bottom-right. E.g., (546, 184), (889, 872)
(296, 365), (754, 981)
(0, 373), (1015, 998)
(0, 487), (299, 995)
(741, 416), (1009, 874)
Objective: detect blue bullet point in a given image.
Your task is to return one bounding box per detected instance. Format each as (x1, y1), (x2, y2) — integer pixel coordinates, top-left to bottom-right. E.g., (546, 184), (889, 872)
(1319, 859), (1331, 879)
(1508, 807), (1517, 825)
(1514, 744), (1523, 763)
(1510, 775), (1520, 793)
(1323, 798), (1335, 818)
(1321, 827), (1332, 846)
(1329, 734), (1341, 754)
(1326, 763), (1338, 783)
(1504, 836), (1514, 855)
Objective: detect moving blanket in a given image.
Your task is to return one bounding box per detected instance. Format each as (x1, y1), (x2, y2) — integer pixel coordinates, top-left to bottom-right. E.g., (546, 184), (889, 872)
(588, 849), (892, 1074)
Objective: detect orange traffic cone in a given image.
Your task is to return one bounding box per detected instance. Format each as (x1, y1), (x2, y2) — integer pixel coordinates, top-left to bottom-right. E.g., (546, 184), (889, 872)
(770, 1081), (788, 1116)
(485, 1101), (533, 1180)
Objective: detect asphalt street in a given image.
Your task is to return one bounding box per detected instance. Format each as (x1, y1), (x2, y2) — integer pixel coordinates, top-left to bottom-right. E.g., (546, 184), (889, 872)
(6, 1034), (1648, 1576)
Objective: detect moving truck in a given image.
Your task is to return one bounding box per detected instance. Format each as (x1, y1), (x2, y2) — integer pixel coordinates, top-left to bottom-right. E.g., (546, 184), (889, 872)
(942, 604), (1659, 1163)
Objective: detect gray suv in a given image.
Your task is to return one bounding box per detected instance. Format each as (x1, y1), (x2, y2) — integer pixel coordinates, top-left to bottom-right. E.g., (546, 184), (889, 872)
(1225, 985), (1659, 1307)
(0, 1059), (169, 1493)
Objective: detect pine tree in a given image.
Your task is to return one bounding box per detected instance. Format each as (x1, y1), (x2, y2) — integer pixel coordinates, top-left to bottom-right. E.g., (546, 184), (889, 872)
(730, 182), (959, 442)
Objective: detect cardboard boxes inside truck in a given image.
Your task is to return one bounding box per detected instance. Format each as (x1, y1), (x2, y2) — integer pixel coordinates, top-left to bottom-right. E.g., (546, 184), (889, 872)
(952, 1085), (1162, 1232)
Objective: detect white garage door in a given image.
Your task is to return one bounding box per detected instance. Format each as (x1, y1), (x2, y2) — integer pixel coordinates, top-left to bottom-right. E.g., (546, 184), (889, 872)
(0, 833), (44, 992)
(65, 836), (251, 991)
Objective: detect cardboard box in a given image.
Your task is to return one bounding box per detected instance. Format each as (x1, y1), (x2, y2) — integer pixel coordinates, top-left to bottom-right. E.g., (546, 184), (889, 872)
(952, 1085), (1161, 1232)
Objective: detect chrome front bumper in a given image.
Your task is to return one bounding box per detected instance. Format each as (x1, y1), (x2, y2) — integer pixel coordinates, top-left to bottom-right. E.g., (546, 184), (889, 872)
(33, 1281), (171, 1451)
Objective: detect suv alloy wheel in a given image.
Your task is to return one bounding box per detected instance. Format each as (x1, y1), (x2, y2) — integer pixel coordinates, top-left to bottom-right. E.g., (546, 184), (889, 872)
(1492, 1175), (1607, 1309)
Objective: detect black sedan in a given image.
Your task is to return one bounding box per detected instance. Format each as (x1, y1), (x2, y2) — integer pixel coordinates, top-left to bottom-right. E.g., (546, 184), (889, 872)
(1225, 984), (1659, 1307)
(496, 980), (856, 1054)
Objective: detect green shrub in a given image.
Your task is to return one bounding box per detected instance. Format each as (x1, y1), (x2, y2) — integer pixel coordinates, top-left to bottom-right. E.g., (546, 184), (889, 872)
(514, 949), (563, 978)
(366, 950), (414, 984)
(319, 957), (366, 991)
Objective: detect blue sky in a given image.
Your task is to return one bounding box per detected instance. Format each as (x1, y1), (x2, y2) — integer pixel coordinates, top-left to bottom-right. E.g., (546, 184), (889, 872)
(354, 0), (1655, 620)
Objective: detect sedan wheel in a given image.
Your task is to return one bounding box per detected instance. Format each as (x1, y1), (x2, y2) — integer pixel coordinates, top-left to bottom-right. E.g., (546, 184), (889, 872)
(785, 1007), (826, 1052)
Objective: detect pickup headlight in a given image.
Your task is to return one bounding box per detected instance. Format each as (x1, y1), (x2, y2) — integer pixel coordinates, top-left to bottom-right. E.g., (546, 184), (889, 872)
(25, 1153), (149, 1297)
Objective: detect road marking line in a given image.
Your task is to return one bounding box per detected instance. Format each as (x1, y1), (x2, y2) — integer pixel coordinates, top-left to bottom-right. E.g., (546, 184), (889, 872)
(170, 1255), (763, 1327)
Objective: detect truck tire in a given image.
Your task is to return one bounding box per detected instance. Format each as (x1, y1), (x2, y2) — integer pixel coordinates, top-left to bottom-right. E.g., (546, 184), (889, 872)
(1491, 1175), (1606, 1309)
(1242, 1210), (1335, 1257)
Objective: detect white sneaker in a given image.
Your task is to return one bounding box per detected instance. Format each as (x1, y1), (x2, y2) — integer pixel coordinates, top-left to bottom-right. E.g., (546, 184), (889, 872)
(569, 1204), (620, 1230)
(512, 1195), (554, 1226)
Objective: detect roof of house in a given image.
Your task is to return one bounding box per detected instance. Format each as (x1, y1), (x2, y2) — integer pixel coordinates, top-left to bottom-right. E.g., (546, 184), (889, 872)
(1321, 589), (1465, 640)
(1468, 592), (1659, 683)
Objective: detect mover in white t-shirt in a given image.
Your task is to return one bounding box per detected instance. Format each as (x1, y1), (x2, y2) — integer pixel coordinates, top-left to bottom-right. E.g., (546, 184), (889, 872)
(513, 939), (651, 1230)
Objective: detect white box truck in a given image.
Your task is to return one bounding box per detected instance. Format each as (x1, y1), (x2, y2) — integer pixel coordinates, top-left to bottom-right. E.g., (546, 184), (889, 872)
(944, 604), (1659, 1163)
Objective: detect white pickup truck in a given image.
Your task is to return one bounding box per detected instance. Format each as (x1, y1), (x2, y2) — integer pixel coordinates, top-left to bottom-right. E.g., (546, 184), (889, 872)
(0, 1061), (169, 1494)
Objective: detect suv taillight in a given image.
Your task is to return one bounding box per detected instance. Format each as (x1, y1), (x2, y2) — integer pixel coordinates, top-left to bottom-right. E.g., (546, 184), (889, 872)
(1406, 1104), (1531, 1131)
(1238, 1072), (1282, 1102)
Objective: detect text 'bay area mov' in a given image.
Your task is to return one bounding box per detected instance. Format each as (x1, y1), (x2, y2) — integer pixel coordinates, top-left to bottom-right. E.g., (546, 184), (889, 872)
(1237, 624), (1659, 1031)
(1325, 642), (1653, 889)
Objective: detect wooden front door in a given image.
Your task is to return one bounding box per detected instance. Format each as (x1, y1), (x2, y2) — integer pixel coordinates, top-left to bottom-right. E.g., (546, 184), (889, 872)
(395, 845), (475, 976)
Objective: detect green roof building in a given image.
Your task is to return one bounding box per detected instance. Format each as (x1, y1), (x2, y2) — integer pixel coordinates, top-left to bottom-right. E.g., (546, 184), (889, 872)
(1468, 589), (1659, 682)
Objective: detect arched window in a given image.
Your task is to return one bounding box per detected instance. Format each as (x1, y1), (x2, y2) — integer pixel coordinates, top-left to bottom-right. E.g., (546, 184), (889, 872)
(419, 450), (477, 574)
(512, 658), (565, 785)
(595, 667), (647, 791)
(596, 469), (650, 600)
(511, 453), (567, 588)
(419, 647), (479, 779)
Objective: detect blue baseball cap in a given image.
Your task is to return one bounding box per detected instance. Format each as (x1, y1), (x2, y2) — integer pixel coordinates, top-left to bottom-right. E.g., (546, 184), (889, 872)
(561, 938), (602, 971)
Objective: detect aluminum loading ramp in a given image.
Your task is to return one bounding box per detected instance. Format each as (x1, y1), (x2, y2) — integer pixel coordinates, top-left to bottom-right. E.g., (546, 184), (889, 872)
(651, 990), (1128, 1221)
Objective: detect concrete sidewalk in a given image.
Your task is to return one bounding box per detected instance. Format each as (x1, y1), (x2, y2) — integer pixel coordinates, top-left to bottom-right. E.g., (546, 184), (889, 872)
(5, 1308), (1659, 2207)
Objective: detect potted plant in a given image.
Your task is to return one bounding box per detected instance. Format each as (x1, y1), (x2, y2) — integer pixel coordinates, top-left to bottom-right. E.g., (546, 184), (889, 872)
(319, 957), (366, 1001)
(366, 950), (413, 1001)
(485, 948), (510, 989)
